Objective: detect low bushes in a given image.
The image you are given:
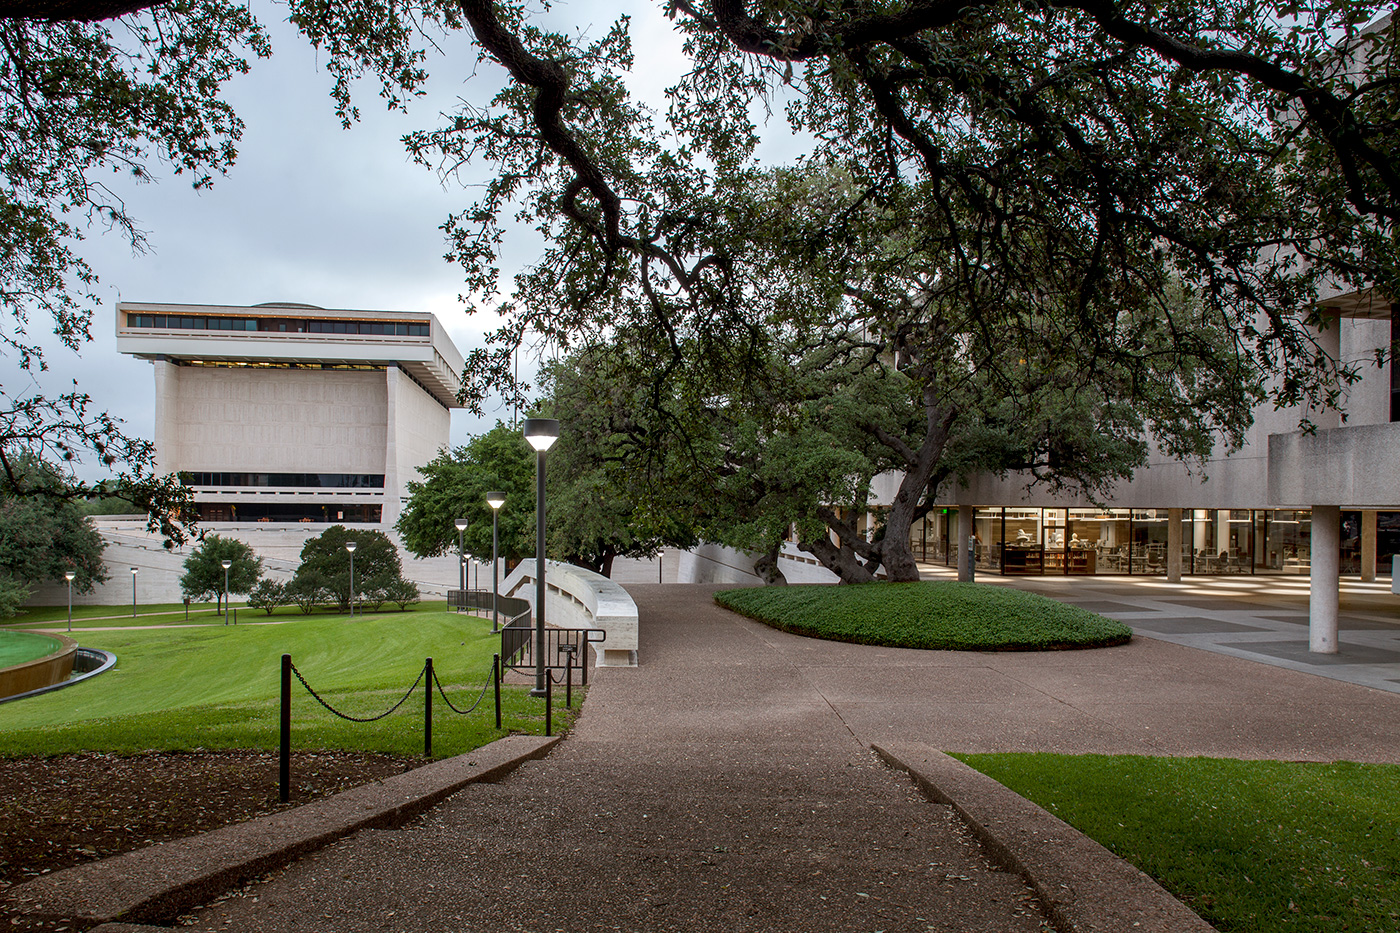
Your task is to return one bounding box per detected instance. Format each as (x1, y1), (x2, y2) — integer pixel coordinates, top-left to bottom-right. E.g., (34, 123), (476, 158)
(714, 581), (1131, 650)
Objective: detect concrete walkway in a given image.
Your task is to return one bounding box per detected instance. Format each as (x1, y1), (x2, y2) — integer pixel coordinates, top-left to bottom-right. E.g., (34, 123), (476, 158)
(159, 583), (1400, 933)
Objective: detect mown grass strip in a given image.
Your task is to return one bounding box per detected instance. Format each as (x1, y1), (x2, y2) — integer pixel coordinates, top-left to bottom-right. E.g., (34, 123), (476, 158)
(0, 609), (574, 759)
(0, 631), (66, 667)
(955, 752), (1400, 933)
(715, 581), (1131, 650)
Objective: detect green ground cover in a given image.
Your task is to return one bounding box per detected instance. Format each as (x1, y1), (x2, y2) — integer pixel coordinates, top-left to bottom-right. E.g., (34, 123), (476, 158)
(956, 752), (1400, 933)
(0, 608), (573, 759)
(714, 581), (1131, 650)
(0, 631), (64, 667)
(4, 602), (235, 627)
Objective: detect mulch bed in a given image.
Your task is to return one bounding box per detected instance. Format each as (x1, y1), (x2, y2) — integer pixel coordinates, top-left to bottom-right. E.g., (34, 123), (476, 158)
(0, 750), (417, 894)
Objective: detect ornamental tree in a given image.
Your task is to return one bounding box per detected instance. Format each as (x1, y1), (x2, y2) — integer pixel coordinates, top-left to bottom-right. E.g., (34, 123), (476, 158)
(180, 533), (263, 612)
(293, 525), (401, 613)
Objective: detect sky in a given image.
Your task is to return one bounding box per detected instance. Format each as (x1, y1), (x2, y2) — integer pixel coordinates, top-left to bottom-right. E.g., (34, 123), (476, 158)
(14, 1), (757, 482)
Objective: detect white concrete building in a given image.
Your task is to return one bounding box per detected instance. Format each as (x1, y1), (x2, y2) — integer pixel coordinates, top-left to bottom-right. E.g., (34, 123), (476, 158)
(115, 300), (464, 528)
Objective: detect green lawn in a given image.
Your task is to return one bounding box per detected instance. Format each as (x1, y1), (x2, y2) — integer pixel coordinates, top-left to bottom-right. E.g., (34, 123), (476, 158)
(957, 752), (1400, 933)
(4, 601), (238, 628)
(715, 581), (1131, 650)
(0, 607), (573, 759)
(0, 631), (65, 667)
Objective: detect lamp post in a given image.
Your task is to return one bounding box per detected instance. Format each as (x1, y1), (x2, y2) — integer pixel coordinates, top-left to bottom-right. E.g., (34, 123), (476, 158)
(345, 541), (357, 619)
(486, 491), (506, 632)
(130, 567), (138, 618)
(454, 518), (468, 607)
(522, 418), (559, 695)
(221, 559), (232, 619)
(64, 571), (75, 633)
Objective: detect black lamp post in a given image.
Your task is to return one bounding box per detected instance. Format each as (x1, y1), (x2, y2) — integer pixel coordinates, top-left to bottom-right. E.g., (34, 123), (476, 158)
(346, 541), (357, 618)
(522, 418), (559, 696)
(221, 559), (232, 618)
(454, 518), (468, 606)
(486, 491), (506, 632)
(65, 570), (75, 632)
(130, 567), (138, 618)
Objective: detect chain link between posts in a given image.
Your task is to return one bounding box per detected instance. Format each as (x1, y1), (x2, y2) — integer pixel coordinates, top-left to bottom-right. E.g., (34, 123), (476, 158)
(290, 659), (425, 723)
(433, 661), (495, 715)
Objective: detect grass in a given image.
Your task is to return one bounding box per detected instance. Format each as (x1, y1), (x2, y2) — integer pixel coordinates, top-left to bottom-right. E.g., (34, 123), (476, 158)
(956, 752), (1400, 933)
(4, 599), (459, 629)
(0, 631), (65, 667)
(714, 581), (1131, 650)
(0, 608), (576, 759)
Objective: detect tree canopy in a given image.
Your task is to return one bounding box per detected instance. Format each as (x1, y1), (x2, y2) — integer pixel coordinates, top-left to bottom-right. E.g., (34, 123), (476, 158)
(179, 533), (262, 611)
(0, 455), (107, 613)
(0, 0), (267, 541)
(293, 524), (401, 612)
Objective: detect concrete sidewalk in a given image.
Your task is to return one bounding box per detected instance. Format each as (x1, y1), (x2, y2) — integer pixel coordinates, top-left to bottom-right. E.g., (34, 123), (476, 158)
(147, 583), (1400, 933)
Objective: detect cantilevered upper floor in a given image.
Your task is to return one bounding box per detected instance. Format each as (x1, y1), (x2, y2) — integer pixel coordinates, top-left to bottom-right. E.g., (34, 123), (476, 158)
(115, 300), (464, 409)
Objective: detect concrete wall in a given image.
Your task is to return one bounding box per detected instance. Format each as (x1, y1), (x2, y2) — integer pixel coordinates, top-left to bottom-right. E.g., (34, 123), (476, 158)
(158, 365), (388, 475)
(1268, 421), (1400, 508)
(385, 366), (451, 526)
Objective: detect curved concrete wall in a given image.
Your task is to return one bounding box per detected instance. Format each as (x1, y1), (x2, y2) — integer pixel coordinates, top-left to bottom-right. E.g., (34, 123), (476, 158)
(0, 632), (77, 700)
(502, 560), (639, 667)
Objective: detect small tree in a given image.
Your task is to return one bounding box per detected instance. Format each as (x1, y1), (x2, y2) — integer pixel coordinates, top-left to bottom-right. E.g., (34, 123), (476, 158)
(292, 525), (401, 613)
(247, 579), (286, 616)
(181, 534), (262, 613)
(383, 578), (420, 611)
(286, 576), (325, 615)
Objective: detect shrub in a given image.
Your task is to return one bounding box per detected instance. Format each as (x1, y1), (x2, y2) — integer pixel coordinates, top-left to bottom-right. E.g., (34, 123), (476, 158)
(247, 579), (285, 615)
(383, 578), (421, 610)
(286, 576), (325, 615)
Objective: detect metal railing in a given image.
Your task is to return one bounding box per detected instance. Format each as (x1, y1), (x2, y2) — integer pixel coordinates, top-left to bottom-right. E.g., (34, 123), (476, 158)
(499, 609), (606, 686)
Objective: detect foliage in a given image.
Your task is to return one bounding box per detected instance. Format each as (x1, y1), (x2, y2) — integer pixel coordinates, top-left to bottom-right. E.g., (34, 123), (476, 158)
(395, 424), (536, 564)
(714, 582), (1132, 650)
(285, 576), (325, 615)
(293, 525), (401, 612)
(956, 753), (1400, 933)
(381, 578), (420, 610)
(0, 607), (575, 758)
(0, 573), (28, 619)
(0, 2), (267, 543)
(0, 456), (107, 601)
(247, 578), (286, 615)
(180, 534), (262, 613)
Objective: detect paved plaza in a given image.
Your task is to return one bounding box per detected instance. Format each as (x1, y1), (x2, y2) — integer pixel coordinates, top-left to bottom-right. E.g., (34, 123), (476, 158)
(158, 582), (1400, 932)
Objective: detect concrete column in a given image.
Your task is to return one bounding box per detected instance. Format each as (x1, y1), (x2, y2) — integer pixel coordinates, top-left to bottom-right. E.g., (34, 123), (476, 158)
(1312, 313), (1343, 430)
(957, 505), (975, 582)
(382, 366), (402, 528)
(1362, 510), (1378, 581)
(1309, 505), (1341, 654)
(1166, 508), (1183, 582)
(152, 358), (180, 475)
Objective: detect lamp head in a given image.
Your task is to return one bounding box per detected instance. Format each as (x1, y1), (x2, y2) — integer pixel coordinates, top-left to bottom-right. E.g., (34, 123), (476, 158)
(345, 541), (357, 554)
(130, 567), (138, 575)
(454, 518), (469, 532)
(221, 559), (232, 569)
(522, 418), (560, 452)
(486, 491), (507, 510)
(64, 571), (75, 582)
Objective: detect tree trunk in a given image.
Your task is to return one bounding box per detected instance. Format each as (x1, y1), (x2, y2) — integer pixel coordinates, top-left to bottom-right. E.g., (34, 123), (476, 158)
(799, 536), (877, 584)
(752, 543), (788, 585)
(600, 551), (615, 578)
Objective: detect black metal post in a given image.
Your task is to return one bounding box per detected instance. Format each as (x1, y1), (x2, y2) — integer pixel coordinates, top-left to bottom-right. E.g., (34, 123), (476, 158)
(424, 658), (433, 758)
(565, 646), (573, 709)
(279, 654), (291, 804)
(491, 509), (500, 632)
(544, 673), (552, 737)
(493, 654), (501, 730)
(532, 448), (547, 696)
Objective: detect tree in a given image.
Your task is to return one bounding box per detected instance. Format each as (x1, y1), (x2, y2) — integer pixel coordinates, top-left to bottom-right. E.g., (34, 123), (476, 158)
(247, 578), (286, 615)
(180, 533), (262, 612)
(381, 578), (420, 610)
(293, 525), (401, 613)
(0, 2), (267, 541)
(395, 424), (537, 565)
(0, 455), (107, 612)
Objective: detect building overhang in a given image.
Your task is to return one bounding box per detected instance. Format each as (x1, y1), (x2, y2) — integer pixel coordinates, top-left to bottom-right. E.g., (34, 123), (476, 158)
(1315, 286), (1392, 320)
(115, 301), (466, 408)
(1268, 421), (1400, 508)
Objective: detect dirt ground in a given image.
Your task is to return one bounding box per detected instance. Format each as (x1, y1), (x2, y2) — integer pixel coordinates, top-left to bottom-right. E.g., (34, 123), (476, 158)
(0, 750), (414, 906)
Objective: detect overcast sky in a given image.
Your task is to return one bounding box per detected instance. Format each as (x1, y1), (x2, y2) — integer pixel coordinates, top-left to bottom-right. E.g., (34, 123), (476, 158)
(19, 1), (750, 482)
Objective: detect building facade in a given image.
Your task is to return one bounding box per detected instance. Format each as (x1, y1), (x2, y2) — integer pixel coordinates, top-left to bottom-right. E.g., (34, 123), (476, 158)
(115, 301), (464, 528)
